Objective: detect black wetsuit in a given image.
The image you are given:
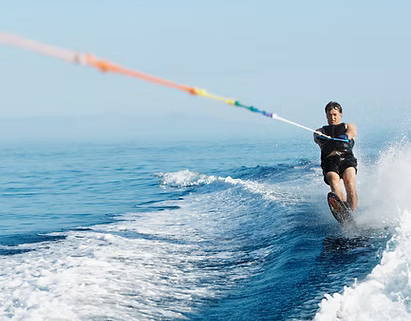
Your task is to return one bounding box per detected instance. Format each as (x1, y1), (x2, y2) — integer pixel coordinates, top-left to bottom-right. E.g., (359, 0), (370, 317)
(318, 123), (357, 185)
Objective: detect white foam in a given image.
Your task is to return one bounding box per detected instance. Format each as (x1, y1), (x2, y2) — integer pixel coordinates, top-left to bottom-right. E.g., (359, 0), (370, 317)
(355, 138), (411, 227)
(0, 229), (210, 320)
(0, 199), (269, 320)
(314, 210), (411, 321)
(157, 169), (309, 203)
(157, 169), (218, 187)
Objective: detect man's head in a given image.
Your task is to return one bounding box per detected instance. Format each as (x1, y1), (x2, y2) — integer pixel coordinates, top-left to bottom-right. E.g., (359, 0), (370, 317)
(325, 101), (342, 125)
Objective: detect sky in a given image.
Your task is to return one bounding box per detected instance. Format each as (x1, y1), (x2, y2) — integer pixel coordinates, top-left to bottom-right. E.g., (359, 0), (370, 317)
(1, 0), (411, 143)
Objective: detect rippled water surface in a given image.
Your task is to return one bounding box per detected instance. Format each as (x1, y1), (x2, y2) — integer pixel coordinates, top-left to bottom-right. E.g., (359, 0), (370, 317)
(0, 139), (409, 320)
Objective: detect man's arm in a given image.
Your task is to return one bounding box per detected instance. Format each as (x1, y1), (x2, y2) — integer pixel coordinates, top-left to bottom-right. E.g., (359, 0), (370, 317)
(313, 128), (325, 145)
(346, 124), (357, 140)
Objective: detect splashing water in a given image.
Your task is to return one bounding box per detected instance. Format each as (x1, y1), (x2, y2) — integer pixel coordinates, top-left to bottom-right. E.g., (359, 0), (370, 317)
(314, 138), (411, 321)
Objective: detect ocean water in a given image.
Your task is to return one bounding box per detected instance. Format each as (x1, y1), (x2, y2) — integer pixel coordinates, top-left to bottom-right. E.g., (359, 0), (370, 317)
(0, 137), (410, 320)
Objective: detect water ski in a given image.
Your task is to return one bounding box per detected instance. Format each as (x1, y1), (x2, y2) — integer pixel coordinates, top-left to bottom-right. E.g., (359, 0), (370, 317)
(327, 192), (355, 226)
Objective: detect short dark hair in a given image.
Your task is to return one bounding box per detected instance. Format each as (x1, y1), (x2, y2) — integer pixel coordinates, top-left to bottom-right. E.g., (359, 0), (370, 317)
(325, 101), (342, 113)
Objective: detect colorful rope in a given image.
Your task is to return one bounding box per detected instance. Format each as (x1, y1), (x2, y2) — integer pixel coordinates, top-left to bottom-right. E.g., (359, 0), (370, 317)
(0, 32), (332, 139)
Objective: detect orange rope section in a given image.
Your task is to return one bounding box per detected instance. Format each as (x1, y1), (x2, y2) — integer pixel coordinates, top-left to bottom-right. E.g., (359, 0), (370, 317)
(85, 54), (196, 94)
(0, 32), (196, 94)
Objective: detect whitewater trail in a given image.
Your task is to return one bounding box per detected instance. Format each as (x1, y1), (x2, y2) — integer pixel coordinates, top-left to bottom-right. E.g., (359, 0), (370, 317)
(156, 169), (312, 204)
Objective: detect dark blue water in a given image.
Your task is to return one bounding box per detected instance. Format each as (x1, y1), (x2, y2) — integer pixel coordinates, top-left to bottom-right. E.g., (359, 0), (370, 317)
(0, 139), (398, 320)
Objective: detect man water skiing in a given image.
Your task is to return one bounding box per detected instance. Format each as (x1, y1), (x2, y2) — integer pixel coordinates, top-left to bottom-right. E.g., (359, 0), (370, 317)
(314, 102), (358, 212)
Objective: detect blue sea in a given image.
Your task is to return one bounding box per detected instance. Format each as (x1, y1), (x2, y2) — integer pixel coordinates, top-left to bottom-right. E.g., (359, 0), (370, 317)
(1, 136), (411, 320)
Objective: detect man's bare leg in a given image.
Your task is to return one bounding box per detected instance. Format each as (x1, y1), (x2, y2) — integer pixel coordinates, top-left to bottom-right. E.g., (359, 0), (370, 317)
(343, 167), (358, 211)
(326, 171), (345, 201)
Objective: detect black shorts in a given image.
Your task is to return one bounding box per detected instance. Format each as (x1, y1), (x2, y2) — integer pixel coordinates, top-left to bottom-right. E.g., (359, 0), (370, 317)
(321, 154), (357, 185)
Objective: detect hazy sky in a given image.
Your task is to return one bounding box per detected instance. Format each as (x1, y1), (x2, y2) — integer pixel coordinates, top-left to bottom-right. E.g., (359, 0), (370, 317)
(1, 0), (411, 142)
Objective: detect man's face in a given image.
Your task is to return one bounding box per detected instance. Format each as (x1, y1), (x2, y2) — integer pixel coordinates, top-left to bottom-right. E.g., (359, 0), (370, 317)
(326, 108), (342, 125)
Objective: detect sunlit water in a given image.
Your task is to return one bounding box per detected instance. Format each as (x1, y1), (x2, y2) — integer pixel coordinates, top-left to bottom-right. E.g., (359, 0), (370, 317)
(0, 137), (409, 320)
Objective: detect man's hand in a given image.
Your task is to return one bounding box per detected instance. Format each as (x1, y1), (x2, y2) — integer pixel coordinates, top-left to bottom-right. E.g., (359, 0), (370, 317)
(314, 130), (327, 145)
